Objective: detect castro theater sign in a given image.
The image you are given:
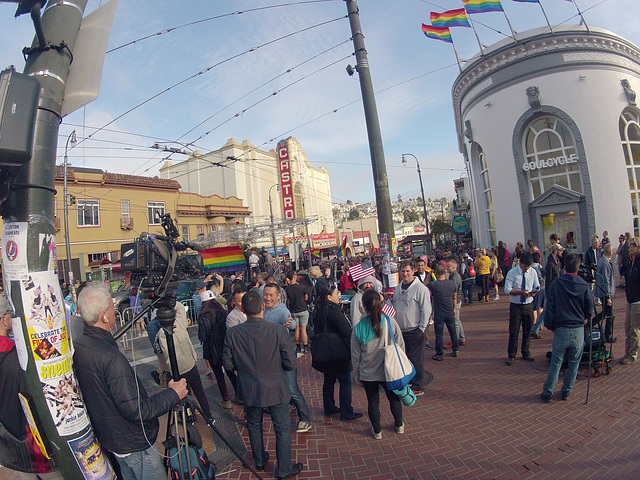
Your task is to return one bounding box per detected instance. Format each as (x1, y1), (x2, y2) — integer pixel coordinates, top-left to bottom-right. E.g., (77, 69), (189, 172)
(277, 140), (296, 219)
(522, 153), (578, 172)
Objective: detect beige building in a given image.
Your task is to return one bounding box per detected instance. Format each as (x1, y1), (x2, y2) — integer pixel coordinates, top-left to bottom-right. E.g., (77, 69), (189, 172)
(159, 137), (333, 243)
(52, 166), (250, 281)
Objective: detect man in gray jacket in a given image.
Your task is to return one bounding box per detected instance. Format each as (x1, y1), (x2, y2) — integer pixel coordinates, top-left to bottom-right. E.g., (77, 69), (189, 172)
(223, 291), (303, 480)
(392, 260), (433, 396)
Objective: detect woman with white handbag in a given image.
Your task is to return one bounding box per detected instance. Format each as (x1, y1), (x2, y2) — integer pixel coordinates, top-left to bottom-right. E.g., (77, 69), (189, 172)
(351, 289), (405, 440)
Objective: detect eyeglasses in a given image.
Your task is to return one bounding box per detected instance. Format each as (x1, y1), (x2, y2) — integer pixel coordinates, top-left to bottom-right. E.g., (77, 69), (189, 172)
(631, 243), (638, 247)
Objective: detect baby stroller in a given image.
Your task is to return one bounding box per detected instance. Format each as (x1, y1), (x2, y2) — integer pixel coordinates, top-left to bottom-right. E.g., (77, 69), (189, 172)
(545, 306), (614, 377)
(581, 307), (614, 377)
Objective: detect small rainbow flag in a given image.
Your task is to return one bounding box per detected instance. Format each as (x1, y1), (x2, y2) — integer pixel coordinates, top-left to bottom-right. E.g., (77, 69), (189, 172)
(422, 24), (453, 43)
(431, 8), (470, 28)
(202, 246), (245, 271)
(337, 236), (347, 258)
(311, 249), (321, 259)
(463, 0), (504, 14)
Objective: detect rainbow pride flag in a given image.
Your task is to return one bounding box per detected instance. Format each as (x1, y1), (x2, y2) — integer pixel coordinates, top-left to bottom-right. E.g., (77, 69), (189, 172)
(431, 8), (470, 28)
(311, 249), (322, 259)
(463, 0), (504, 14)
(422, 25), (453, 43)
(337, 236), (347, 258)
(202, 246), (245, 271)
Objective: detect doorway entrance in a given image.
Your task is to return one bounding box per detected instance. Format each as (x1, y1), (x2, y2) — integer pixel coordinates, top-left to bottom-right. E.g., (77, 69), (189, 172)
(542, 212), (579, 254)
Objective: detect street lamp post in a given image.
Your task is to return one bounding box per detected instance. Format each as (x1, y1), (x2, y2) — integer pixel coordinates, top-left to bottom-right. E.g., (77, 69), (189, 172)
(268, 184), (280, 262)
(63, 130), (77, 297)
(402, 153), (431, 252)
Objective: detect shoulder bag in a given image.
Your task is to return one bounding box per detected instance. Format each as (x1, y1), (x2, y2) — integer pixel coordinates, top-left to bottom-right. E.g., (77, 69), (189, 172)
(383, 316), (415, 391)
(310, 307), (351, 372)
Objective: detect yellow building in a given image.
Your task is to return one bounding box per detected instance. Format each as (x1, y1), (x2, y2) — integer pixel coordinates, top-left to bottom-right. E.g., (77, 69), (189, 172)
(53, 166), (250, 281)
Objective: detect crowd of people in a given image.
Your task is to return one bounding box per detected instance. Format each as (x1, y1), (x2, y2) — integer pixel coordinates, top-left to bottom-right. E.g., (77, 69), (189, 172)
(4, 230), (640, 480)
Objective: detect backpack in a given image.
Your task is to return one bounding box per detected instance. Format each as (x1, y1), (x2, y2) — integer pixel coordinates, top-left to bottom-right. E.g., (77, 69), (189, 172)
(164, 423), (216, 480)
(468, 264), (476, 277)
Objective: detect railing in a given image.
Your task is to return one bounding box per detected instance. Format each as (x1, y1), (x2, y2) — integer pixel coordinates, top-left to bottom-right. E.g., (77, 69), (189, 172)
(116, 299), (200, 351)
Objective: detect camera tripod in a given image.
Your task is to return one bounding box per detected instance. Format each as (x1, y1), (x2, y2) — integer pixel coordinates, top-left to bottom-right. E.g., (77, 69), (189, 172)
(584, 301), (614, 405)
(156, 300), (264, 480)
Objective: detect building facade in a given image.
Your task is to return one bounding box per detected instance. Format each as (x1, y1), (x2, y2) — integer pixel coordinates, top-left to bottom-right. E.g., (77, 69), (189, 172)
(159, 137), (333, 243)
(453, 25), (640, 254)
(52, 167), (249, 281)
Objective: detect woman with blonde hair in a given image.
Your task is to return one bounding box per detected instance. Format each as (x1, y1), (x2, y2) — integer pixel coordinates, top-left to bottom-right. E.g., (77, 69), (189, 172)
(475, 249), (492, 303)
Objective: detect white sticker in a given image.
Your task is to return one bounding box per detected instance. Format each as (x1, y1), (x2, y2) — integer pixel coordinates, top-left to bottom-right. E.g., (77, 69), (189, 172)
(2, 222), (29, 280)
(11, 316), (28, 370)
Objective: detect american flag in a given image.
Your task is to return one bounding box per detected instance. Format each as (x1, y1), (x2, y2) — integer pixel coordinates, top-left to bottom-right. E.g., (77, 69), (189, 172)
(349, 262), (375, 282)
(303, 242), (310, 259)
(382, 302), (396, 318)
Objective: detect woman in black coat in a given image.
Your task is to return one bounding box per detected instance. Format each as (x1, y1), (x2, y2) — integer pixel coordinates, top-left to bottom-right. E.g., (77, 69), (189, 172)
(311, 286), (362, 421)
(198, 290), (238, 408)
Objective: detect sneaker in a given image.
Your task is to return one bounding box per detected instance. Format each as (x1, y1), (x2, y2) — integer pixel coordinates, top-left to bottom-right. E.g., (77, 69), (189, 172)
(522, 355), (535, 362)
(324, 408), (341, 416)
(296, 420), (312, 433)
(620, 356), (635, 365)
(340, 412), (363, 422)
(444, 342), (452, 349)
(371, 427), (382, 440)
(493, 295), (500, 300)
(411, 389), (425, 397)
(396, 423), (405, 434)
(531, 333), (543, 339)
(452, 350), (459, 358)
(231, 396), (244, 405)
(594, 298), (602, 306)
(459, 341), (466, 346)
(505, 356), (515, 366)
(561, 391), (570, 401)
(432, 354), (443, 361)
(218, 400), (232, 409)
(425, 343), (434, 350)
(540, 393), (552, 403)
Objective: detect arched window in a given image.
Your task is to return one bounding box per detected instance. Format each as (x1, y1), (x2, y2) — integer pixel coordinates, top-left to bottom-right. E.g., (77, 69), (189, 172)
(619, 108), (640, 235)
(523, 116), (582, 200)
(478, 146), (496, 246)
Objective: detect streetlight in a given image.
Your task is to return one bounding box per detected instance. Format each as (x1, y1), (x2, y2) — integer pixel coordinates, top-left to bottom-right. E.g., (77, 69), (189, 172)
(64, 130), (77, 299)
(268, 184), (280, 262)
(402, 153), (431, 252)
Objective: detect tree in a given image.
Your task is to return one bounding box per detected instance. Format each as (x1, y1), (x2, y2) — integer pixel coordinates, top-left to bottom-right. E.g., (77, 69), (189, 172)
(430, 216), (454, 249)
(348, 207), (360, 220)
(403, 209), (419, 223)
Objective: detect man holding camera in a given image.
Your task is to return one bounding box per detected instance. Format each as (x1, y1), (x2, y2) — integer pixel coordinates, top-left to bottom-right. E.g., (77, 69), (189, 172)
(74, 283), (188, 480)
(504, 252), (540, 366)
(540, 253), (594, 402)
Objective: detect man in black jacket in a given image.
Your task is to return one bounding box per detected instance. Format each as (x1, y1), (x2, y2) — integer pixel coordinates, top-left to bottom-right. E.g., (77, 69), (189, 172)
(223, 290), (303, 480)
(74, 283), (187, 480)
(621, 237), (640, 365)
(540, 254), (594, 402)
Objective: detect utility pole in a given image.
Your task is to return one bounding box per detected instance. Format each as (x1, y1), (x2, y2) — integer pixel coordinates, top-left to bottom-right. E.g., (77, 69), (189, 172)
(345, 0), (394, 239)
(1, 2), (114, 478)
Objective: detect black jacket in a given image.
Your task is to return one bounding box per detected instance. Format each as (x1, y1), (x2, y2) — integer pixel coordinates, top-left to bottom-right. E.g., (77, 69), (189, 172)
(624, 255), (640, 304)
(73, 325), (179, 455)
(545, 254), (562, 293)
(198, 303), (227, 365)
(311, 299), (353, 374)
(0, 337), (27, 439)
(544, 274), (593, 331)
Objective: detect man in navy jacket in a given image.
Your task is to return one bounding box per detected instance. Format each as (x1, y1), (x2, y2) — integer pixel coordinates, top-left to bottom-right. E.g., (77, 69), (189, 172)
(540, 253), (594, 402)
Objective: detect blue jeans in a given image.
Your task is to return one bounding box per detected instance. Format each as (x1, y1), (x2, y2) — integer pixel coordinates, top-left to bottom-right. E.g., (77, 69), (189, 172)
(531, 310), (544, 335)
(245, 403), (293, 478)
(322, 371), (354, 419)
(462, 279), (474, 304)
(115, 445), (165, 480)
(285, 368), (310, 422)
(434, 313), (458, 356)
(542, 326), (584, 397)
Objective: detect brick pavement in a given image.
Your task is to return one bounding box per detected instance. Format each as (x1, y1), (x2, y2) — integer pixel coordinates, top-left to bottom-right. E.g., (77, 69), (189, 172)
(213, 289), (640, 480)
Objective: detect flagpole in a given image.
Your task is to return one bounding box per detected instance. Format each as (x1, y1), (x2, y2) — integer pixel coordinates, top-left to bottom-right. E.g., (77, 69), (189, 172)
(466, 14), (485, 56)
(501, 9), (517, 39)
(451, 40), (463, 73)
(537, 1), (553, 34)
(569, 0), (590, 33)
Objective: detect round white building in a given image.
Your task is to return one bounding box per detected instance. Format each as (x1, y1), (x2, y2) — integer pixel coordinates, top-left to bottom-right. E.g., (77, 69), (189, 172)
(453, 25), (640, 254)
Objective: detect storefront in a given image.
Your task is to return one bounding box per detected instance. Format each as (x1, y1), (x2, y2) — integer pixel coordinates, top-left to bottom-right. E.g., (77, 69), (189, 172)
(453, 25), (640, 253)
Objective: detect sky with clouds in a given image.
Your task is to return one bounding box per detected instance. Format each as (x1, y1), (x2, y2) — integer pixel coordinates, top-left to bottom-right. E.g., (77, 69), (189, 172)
(0, 0), (638, 206)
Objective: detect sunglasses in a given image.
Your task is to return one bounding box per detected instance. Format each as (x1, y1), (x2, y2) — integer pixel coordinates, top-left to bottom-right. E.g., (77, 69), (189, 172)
(631, 243), (638, 247)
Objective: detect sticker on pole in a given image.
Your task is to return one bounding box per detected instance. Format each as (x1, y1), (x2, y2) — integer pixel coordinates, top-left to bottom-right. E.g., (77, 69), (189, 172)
(2, 222), (28, 280)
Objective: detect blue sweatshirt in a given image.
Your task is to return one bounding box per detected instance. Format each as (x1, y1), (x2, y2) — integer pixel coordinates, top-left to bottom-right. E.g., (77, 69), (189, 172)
(544, 273), (593, 331)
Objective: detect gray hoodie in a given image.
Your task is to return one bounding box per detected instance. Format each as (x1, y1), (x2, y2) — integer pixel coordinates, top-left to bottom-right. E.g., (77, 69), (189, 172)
(392, 278), (432, 332)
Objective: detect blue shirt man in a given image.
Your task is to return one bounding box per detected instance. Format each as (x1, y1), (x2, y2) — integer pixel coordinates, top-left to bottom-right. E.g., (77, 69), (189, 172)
(504, 252), (540, 365)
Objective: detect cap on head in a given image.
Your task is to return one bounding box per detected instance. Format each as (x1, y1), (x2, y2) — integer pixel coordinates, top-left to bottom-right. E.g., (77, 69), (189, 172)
(0, 295), (12, 315)
(201, 290), (216, 302)
(195, 280), (206, 290)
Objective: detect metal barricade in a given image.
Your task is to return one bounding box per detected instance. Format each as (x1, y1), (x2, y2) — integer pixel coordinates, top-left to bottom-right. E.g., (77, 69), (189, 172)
(117, 306), (149, 350)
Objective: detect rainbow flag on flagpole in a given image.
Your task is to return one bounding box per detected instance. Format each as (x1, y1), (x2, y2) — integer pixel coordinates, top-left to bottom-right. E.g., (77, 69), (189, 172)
(422, 25), (453, 43)
(463, 0), (504, 14)
(337, 236), (347, 258)
(311, 249), (321, 260)
(431, 8), (471, 28)
(202, 246), (246, 271)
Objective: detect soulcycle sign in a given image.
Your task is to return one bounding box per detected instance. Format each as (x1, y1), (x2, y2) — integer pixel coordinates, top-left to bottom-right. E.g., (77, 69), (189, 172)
(522, 153), (578, 172)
